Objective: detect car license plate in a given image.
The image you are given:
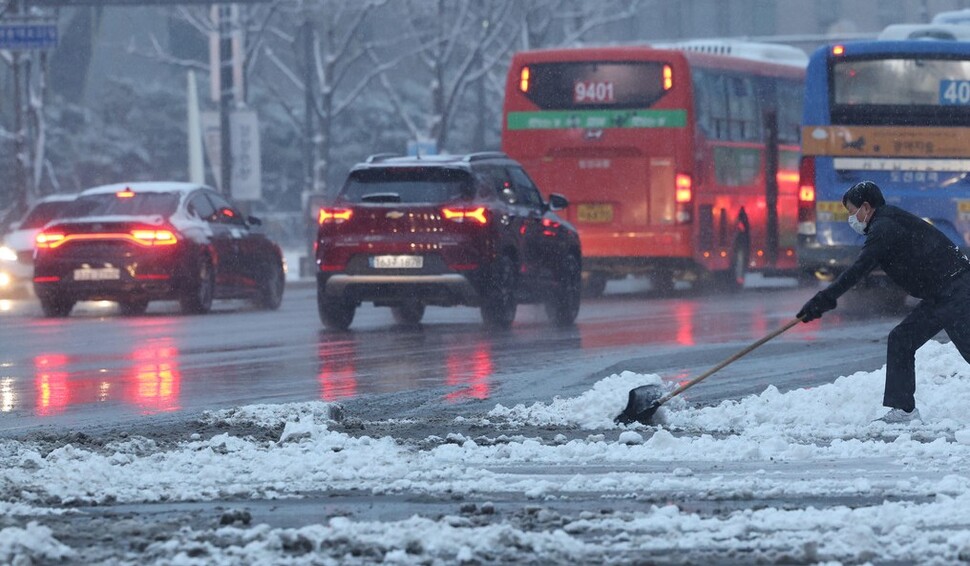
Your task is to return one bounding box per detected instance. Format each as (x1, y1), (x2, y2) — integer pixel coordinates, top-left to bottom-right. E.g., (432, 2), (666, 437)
(371, 255), (423, 269)
(577, 203), (614, 223)
(73, 267), (121, 281)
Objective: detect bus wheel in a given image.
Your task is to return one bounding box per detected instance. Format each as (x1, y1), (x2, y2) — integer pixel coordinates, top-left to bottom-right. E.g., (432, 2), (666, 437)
(651, 270), (676, 295)
(582, 272), (608, 298)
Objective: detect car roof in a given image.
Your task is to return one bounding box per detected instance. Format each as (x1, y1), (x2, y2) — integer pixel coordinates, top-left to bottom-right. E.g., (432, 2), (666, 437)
(352, 152), (516, 171)
(79, 181), (210, 197)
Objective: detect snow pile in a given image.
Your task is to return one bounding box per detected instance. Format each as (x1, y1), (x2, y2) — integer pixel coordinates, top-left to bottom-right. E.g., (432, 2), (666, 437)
(487, 370), (663, 428)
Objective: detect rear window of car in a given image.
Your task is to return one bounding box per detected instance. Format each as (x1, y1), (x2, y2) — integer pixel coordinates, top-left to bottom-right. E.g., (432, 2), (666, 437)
(19, 200), (75, 229)
(64, 192), (180, 218)
(341, 168), (474, 204)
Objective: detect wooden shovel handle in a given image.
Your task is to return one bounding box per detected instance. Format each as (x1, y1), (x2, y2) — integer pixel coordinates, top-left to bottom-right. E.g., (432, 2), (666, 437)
(654, 316), (803, 407)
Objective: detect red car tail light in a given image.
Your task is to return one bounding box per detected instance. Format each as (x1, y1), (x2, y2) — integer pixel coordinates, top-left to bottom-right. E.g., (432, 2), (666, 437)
(36, 228), (179, 249)
(319, 208), (353, 224)
(130, 229), (178, 246)
(36, 232), (66, 249)
(442, 206), (488, 224)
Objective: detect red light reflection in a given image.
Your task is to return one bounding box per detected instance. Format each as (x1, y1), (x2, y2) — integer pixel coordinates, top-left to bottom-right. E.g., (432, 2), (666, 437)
(318, 342), (358, 401)
(444, 341), (493, 401)
(34, 354), (70, 416)
(33, 343), (182, 416)
(125, 344), (181, 414)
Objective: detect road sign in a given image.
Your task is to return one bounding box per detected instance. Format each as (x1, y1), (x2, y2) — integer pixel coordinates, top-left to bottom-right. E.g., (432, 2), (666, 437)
(0, 23), (58, 50)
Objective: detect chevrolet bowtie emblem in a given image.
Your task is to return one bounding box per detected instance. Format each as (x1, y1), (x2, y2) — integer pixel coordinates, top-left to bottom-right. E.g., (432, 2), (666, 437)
(386, 211), (405, 219)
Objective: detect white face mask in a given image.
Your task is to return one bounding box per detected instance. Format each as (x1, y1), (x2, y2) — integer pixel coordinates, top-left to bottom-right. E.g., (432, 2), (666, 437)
(848, 207), (869, 235)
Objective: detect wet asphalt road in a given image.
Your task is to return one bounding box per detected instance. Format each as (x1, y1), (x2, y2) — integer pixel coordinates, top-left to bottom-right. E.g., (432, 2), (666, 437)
(0, 277), (904, 434)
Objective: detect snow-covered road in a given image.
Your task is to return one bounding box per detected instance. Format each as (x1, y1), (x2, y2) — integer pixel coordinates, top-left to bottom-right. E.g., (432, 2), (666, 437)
(3, 340), (970, 564)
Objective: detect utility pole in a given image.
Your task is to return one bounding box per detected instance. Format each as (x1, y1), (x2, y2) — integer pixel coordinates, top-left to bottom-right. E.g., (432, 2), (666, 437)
(11, 0), (28, 212)
(301, 15), (314, 198)
(218, 4), (232, 197)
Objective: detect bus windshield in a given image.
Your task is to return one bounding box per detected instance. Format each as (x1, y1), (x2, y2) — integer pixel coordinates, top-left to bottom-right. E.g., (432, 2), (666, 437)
(521, 61), (668, 110)
(831, 56), (970, 125)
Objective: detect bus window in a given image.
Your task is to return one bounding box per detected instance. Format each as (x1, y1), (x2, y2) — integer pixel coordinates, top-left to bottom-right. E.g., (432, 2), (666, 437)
(727, 75), (760, 142)
(520, 62), (668, 110)
(775, 79), (803, 143)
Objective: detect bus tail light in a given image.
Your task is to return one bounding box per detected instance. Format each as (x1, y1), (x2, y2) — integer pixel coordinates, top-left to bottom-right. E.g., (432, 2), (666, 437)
(519, 66), (531, 93)
(319, 208), (353, 225)
(442, 207), (488, 225)
(663, 64), (673, 90)
(798, 157), (817, 236)
(675, 173), (692, 224)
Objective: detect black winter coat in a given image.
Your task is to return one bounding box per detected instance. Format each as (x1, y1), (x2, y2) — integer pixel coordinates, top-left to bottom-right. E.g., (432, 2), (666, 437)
(823, 204), (970, 301)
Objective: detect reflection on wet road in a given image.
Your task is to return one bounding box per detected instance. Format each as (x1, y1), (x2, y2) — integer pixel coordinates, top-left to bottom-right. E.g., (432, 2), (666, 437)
(0, 282), (901, 431)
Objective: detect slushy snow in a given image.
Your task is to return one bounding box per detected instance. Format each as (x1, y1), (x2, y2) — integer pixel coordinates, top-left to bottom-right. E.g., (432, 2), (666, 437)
(2, 340), (970, 563)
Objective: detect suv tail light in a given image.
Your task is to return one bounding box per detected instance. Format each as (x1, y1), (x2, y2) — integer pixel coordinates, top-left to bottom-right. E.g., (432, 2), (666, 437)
(319, 208), (353, 224)
(798, 157), (817, 236)
(442, 206), (488, 224)
(675, 173), (692, 224)
(35, 231), (66, 249)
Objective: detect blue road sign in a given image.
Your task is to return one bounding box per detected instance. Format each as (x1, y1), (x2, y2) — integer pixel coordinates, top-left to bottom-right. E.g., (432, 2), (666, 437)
(0, 24), (59, 50)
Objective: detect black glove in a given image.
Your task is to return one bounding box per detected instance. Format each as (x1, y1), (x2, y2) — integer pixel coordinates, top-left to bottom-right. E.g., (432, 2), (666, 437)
(797, 291), (837, 322)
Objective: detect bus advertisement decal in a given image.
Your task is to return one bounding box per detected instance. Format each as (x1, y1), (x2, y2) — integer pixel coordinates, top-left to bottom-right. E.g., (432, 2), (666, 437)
(801, 125), (970, 158)
(506, 109), (686, 131)
(816, 201), (849, 223)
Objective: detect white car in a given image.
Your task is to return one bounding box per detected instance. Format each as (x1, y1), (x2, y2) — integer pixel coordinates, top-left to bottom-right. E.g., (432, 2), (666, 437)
(0, 194), (77, 298)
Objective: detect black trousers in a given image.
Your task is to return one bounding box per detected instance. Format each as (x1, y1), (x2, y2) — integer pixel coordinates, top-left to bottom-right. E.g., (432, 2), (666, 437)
(885, 272), (970, 411)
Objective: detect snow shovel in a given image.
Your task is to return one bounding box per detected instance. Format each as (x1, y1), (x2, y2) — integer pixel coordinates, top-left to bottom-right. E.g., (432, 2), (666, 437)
(614, 316), (804, 425)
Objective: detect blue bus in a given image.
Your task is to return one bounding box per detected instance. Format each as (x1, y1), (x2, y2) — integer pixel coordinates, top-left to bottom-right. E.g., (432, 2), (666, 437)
(797, 28), (970, 306)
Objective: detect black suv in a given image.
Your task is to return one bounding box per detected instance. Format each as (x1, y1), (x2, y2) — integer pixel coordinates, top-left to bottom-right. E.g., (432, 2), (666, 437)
(314, 152), (581, 330)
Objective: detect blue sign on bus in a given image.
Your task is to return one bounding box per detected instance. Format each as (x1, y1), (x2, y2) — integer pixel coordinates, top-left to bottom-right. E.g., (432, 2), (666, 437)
(0, 24), (59, 50)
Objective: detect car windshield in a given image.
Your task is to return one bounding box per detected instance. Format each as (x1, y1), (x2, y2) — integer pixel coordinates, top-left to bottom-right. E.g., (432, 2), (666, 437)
(19, 200), (75, 229)
(341, 168), (473, 204)
(64, 192), (180, 218)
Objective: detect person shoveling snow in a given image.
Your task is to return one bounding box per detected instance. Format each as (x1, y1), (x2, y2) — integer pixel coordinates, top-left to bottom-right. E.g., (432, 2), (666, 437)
(616, 180), (970, 427)
(798, 181), (970, 424)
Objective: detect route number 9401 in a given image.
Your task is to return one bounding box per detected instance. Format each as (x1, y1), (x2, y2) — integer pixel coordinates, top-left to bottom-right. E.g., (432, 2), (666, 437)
(940, 80), (970, 105)
(574, 81), (615, 104)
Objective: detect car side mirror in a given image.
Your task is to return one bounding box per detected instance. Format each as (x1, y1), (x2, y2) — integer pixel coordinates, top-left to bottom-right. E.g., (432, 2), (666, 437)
(247, 215), (262, 226)
(548, 194), (569, 211)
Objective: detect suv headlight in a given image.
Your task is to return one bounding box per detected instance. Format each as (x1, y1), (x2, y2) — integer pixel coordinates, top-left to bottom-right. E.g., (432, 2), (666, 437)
(0, 246), (17, 263)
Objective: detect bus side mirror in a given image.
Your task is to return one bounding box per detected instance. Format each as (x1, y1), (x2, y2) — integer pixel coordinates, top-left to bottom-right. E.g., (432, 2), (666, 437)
(548, 193), (569, 211)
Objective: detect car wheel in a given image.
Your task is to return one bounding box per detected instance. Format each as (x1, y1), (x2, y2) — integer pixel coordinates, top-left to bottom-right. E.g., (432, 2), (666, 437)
(180, 255), (215, 314)
(480, 255), (517, 330)
(39, 293), (75, 318)
(391, 301), (425, 325)
(317, 282), (355, 330)
(545, 254), (581, 327)
(119, 298), (149, 316)
(255, 259), (285, 310)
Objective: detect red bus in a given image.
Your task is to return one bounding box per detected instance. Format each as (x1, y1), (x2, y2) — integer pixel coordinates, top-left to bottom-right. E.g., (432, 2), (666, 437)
(501, 42), (807, 295)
